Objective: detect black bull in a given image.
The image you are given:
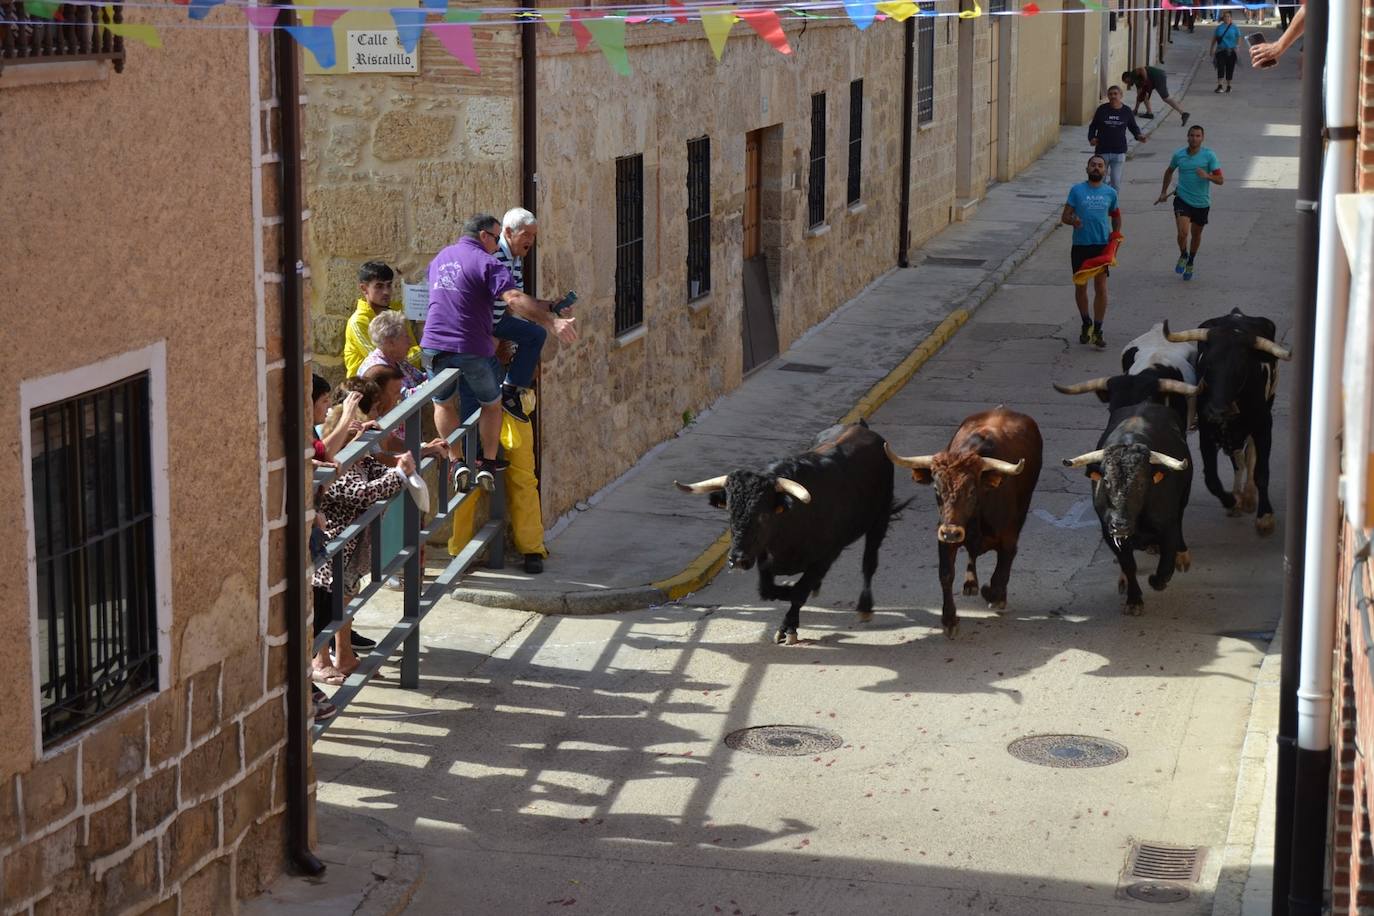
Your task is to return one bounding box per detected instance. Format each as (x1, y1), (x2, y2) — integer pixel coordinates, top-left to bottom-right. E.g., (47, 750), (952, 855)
(674, 423), (903, 645)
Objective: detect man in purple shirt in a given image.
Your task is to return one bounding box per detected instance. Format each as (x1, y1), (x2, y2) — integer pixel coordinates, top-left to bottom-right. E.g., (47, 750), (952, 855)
(422, 214), (547, 491)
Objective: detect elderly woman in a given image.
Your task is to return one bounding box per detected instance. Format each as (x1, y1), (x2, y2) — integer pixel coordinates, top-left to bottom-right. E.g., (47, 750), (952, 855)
(359, 310), (427, 393)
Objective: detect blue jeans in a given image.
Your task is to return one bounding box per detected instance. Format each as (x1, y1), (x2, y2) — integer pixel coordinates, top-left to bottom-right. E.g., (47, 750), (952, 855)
(492, 313), (547, 390)
(457, 359), (502, 460)
(1102, 152), (1126, 191)
(421, 349), (502, 405)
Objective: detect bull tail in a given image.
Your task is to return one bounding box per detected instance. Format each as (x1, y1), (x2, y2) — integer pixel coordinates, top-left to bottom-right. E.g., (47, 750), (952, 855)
(889, 497), (916, 520)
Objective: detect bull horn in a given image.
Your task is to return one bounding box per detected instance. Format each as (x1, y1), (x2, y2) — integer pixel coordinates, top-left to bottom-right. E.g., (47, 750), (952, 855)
(1252, 337), (1293, 360)
(1061, 450), (1106, 468)
(1165, 325), (1210, 344)
(1147, 451), (1189, 472)
(774, 477), (812, 504)
(1053, 378), (1111, 396)
(1156, 379), (1200, 397)
(884, 441), (936, 469)
(980, 457), (1025, 476)
(675, 475), (728, 494)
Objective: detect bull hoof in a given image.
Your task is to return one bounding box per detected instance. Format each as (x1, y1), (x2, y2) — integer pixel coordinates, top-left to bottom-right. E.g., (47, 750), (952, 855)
(1227, 504), (1245, 518)
(987, 600), (1007, 612)
(943, 621), (960, 639)
(1241, 487), (1259, 513)
(1176, 550), (1192, 572)
(962, 580), (980, 596)
(1148, 574), (1169, 592)
(775, 629), (787, 645)
(856, 610), (874, 624)
(1118, 573), (1127, 595)
(785, 632), (800, 646)
(1256, 514), (1277, 537)
(1124, 600), (1145, 616)
(979, 585), (1006, 611)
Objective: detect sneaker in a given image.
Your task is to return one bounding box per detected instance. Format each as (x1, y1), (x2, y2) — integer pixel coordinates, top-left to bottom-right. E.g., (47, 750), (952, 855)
(383, 575), (404, 592)
(1225, 85), (1232, 93)
(1180, 112), (1191, 127)
(350, 630), (377, 650)
(474, 456), (509, 492)
(1214, 85), (1223, 93)
(1183, 262), (1195, 281)
(1140, 112), (1155, 120)
(1091, 329), (1106, 349)
(1079, 325), (1091, 345)
(500, 386), (531, 424)
(451, 462), (471, 493)
(1176, 254), (1189, 275)
(524, 553), (544, 574)
(312, 694), (338, 722)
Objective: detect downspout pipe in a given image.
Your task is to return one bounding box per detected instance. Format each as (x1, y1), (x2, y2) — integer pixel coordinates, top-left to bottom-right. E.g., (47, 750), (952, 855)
(897, 17), (914, 268)
(520, 8), (537, 296)
(1272, 0), (1326, 907)
(274, 3), (326, 878)
(1290, 0), (1358, 909)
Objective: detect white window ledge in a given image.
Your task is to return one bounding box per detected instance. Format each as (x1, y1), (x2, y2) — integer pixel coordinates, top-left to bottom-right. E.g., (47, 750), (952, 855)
(847, 201), (868, 216)
(0, 60), (110, 90)
(806, 223), (832, 239)
(614, 325), (647, 349)
(687, 294), (714, 314)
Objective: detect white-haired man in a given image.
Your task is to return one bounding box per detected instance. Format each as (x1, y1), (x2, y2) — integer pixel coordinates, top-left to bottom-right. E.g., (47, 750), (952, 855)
(492, 207), (577, 423)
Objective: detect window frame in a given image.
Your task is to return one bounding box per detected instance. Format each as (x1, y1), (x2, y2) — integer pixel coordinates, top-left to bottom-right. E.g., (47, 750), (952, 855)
(686, 136), (711, 301)
(847, 79), (864, 206)
(807, 91), (827, 229)
(0, 1), (127, 74)
(21, 342), (171, 757)
(917, 6), (936, 125)
(614, 153), (645, 336)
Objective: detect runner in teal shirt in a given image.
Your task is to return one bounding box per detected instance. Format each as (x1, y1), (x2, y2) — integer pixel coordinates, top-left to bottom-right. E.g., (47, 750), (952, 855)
(1156, 125), (1223, 281)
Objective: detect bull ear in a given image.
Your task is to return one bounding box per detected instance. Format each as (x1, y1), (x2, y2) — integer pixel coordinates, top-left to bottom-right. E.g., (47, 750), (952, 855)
(911, 468), (934, 485)
(1089, 470), (1103, 482)
(708, 491), (727, 509)
(984, 474), (1004, 489)
(1152, 471), (1166, 484)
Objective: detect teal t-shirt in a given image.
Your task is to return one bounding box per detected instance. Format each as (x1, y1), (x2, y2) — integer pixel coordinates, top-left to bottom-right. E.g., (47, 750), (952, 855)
(1065, 180), (1118, 246)
(1171, 146), (1221, 208)
(1213, 22), (1240, 50)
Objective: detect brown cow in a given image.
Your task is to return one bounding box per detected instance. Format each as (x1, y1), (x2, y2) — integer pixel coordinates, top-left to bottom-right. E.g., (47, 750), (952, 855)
(887, 407), (1043, 638)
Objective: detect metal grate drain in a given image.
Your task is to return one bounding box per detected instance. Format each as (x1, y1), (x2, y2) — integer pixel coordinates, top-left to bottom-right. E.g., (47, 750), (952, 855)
(1124, 882), (1190, 903)
(923, 256), (988, 268)
(1016, 192), (1049, 199)
(724, 725), (843, 756)
(1127, 842), (1205, 883)
(777, 362), (830, 374)
(1006, 734), (1128, 768)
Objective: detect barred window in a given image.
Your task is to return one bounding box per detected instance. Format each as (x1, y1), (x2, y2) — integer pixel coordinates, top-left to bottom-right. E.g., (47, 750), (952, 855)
(988, 0), (1006, 12)
(0, 1), (127, 72)
(808, 92), (827, 228)
(917, 6), (935, 124)
(615, 154), (645, 335)
(31, 374), (156, 747)
(847, 80), (863, 205)
(686, 136), (711, 300)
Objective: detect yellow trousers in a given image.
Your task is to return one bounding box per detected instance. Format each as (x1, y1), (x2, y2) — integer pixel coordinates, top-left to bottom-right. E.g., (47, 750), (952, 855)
(446, 415), (548, 559)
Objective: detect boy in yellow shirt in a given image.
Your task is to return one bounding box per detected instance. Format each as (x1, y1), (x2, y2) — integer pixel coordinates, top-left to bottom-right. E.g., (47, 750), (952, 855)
(343, 261), (422, 377)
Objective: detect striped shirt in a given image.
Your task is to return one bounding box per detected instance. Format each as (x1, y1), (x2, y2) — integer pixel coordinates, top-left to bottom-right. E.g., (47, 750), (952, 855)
(492, 236), (524, 322)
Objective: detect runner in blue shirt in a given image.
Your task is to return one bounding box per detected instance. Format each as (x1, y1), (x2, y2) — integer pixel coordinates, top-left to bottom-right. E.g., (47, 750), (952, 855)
(1156, 125), (1224, 281)
(1062, 154), (1122, 348)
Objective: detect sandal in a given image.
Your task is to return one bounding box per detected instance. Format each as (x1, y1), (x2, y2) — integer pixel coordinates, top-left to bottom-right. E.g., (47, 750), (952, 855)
(313, 696), (338, 721)
(311, 665), (348, 686)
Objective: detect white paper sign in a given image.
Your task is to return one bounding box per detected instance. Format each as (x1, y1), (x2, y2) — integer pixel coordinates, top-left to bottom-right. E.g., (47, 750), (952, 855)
(402, 282), (430, 321)
(346, 31), (418, 74)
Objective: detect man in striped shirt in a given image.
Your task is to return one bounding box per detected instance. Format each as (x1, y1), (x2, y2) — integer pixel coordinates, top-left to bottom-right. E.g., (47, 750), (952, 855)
(493, 208), (577, 423)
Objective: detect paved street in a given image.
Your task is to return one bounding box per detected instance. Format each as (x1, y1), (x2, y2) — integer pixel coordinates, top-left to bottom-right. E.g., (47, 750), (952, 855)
(266, 27), (1302, 916)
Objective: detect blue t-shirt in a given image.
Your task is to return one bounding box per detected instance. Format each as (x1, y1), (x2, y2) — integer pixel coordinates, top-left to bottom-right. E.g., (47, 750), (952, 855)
(1171, 146), (1222, 208)
(1213, 22), (1239, 50)
(1065, 180), (1118, 246)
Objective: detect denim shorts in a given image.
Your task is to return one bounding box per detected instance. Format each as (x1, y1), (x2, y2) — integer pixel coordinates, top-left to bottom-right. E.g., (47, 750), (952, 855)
(421, 349), (502, 406)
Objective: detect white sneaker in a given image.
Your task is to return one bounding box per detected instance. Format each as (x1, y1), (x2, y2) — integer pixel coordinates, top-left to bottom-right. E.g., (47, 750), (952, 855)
(384, 576), (404, 591)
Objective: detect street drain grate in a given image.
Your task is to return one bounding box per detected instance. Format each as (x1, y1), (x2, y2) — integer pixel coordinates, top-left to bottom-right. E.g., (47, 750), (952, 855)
(724, 725), (843, 756)
(923, 256), (988, 268)
(1006, 734), (1128, 768)
(1127, 842), (1205, 882)
(1016, 192), (1049, 199)
(777, 362), (831, 374)
(1124, 882), (1190, 903)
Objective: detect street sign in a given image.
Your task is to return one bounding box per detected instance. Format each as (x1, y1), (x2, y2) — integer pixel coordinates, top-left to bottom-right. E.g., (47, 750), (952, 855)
(345, 30), (418, 74)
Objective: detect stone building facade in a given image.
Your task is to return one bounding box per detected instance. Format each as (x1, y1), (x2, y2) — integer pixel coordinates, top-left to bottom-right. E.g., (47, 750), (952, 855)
(304, 5), (1098, 525)
(1, 12), (302, 914)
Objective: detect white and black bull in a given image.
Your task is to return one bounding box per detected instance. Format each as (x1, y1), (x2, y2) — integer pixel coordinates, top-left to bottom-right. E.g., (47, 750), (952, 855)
(1063, 403), (1192, 614)
(1121, 321), (1201, 427)
(1165, 309), (1290, 535)
(1053, 370), (1199, 436)
(674, 422), (904, 645)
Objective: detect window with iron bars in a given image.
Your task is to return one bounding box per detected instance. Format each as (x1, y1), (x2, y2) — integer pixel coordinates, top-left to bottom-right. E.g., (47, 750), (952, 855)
(0, 1), (127, 72)
(988, 0), (1006, 12)
(808, 92), (827, 228)
(847, 80), (864, 206)
(917, 6), (935, 124)
(615, 154), (645, 335)
(686, 136), (711, 300)
(31, 374), (157, 747)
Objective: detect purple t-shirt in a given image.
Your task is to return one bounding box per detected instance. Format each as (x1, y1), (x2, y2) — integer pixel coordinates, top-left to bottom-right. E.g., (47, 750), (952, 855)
(420, 236), (515, 357)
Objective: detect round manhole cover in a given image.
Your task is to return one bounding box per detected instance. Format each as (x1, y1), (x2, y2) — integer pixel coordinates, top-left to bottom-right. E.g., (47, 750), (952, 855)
(1125, 881), (1190, 903)
(724, 725), (843, 757)
(1006, 734), (1128, 768)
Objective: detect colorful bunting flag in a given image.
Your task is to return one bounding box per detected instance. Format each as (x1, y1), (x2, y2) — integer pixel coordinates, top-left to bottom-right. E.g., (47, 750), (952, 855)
(100, 6), (162, 46)
(737, 9), (791, 54)
(843, 0), (877, 29)
(958, 2), (982, 18)
(875, 1), (919, 22)
(668, 0), (689, 23)
(307, 8), (346, 28)
(242, 5), (280, 31)
(1021, 2), (1039, 12)
(1078, 0), (1104, 10)
(430, 22), (479, 71)
(569, 9), (599, 52)
(1160, 0), (1180, 9)
(187, 0), (224, 21)
(444, 8), (481, 22)
(584, 16), (630, 75)
(701, 7), (735, 60)
(420, 0), (445, 9)
(286, 24), (336, 66)
(21, 0), (61, 18)
(391, 7), (427, 51)
(540, 9), (565, 34)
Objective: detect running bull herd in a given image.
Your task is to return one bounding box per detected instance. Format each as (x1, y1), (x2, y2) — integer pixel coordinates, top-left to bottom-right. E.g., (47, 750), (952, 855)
(675, 308), (1290, 645)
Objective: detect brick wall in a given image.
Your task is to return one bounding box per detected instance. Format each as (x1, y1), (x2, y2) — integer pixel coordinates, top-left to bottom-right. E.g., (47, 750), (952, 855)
(1359, 0), (1373, 192)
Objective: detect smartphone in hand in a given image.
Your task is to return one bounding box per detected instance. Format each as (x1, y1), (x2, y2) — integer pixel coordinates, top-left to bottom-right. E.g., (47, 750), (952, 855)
(552, 291), (578, 315)
(1246, 31), (1277, 68)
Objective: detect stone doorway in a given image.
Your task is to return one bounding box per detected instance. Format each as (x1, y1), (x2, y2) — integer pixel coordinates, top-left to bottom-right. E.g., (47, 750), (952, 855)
(742, 126), (780, 374)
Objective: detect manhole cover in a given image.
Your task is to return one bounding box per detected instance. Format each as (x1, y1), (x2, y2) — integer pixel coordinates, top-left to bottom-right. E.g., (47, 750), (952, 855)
(923, 256), (987, 268)
(1006, 734), (1128, 768)
(724, 725), (843, 756)
(1124, 882), (1190, 903)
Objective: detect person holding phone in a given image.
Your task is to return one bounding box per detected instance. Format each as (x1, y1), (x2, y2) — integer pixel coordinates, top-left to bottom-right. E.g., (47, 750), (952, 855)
(1249, 5), (1304, 69)
(1156, 125), (1224, 282)
(1209, 12), (1241, 92)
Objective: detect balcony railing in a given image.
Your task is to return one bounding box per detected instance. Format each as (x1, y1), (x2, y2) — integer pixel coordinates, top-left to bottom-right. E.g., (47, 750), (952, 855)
(0, 2), (126, 72)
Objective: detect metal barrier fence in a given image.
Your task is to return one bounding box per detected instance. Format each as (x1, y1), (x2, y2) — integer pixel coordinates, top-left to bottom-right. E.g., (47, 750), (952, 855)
(309, 368), (505, 738)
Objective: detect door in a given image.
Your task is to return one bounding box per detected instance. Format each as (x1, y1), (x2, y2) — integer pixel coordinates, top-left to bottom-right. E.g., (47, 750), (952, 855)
(742, 129), (779, 373)
(988, 19), (1001, 187)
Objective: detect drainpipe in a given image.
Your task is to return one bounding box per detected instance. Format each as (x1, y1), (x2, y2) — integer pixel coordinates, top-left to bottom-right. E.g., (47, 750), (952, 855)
(520, 6), (543, 480)
(897, 17), (914, 268)
(1272, 0), (1326, 908)
(274, 3), (326, 878)
(1290, 0), (1358, 909)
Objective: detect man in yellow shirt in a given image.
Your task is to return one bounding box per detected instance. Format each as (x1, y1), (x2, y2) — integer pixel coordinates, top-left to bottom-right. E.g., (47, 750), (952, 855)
(343, 261), (422, 378)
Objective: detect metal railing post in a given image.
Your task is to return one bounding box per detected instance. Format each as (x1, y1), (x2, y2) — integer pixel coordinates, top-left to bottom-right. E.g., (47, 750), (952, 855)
(402, 416), (422, 689)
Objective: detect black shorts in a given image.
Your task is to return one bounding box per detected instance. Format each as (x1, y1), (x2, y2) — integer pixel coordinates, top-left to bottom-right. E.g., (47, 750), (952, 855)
(1071, 243), (1110, 276)
(1173, 197), (1210, 226)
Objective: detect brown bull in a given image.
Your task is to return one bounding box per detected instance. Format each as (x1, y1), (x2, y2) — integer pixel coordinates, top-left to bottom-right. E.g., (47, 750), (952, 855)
(887, 407), (1043, 638)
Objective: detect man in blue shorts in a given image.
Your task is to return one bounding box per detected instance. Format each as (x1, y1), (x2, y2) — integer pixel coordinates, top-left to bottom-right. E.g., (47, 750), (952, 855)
(1156, 124), (1224, 281)
(1062, 154), (1121, 348)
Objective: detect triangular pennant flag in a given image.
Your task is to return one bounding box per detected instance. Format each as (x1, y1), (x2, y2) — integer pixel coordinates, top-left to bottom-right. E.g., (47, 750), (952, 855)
(430, 23), (479, 71)
(22, 0), (62, 18)
(286, 25), (337, 67)
(1020, 2), (1039, 12)
(100, 7), (162, 47)
(443, 8), (480, 22)
(958, 1), (982, 17)
(584, 16), (630, 75)
(1160, 0), (1179, 8)
(737, 9), (791, 54)
(701, 7), (734, 60)
(391, 8), (427, 52)
(540, 9), (565, 34)
(668, 0), (689, 23)
(420, 0), (444, 9)
(843, 0), (876, 29)
(875, 1), (918, 21)
(1079, 0), (1103, 9)
(243, 5), (280, 30)
(569, 9), (599, 51)
(308, 7), (346, 28)
(187, 0), (224, 20)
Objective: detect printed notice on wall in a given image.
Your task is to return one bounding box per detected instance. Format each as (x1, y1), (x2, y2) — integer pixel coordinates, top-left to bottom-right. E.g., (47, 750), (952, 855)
(402, 282), (430, 321)
(346, 31), (418, 73)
